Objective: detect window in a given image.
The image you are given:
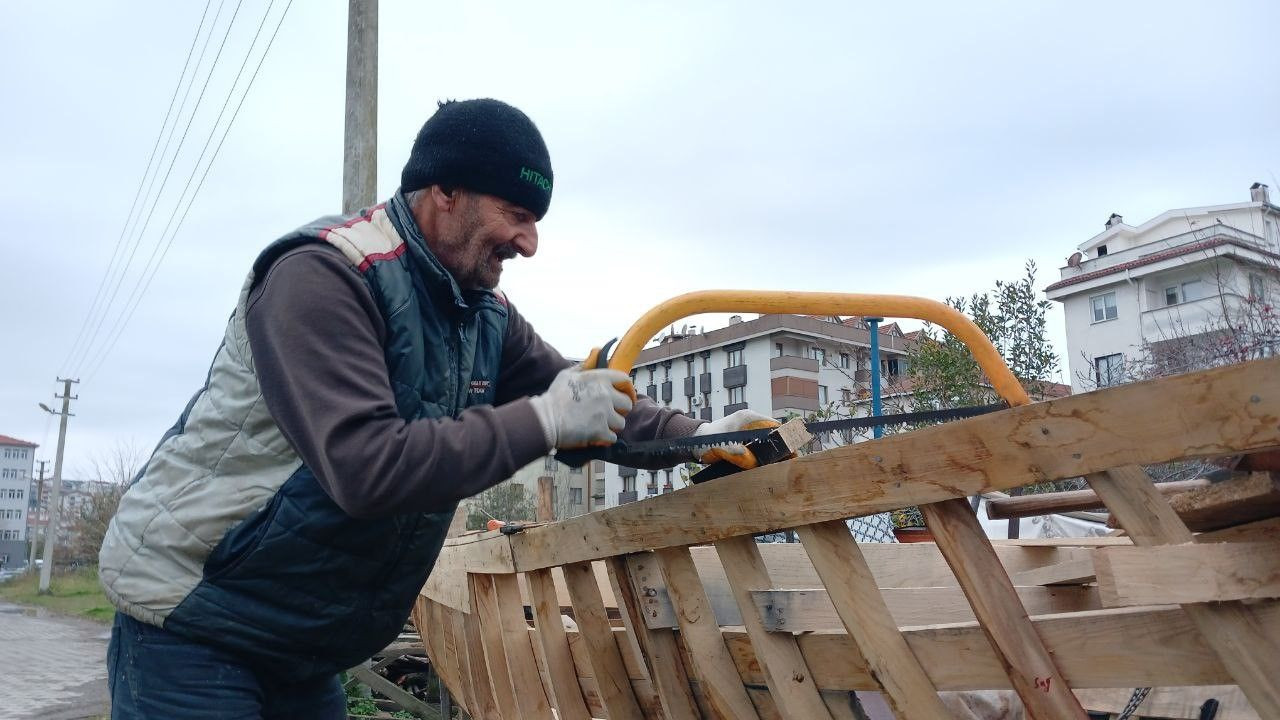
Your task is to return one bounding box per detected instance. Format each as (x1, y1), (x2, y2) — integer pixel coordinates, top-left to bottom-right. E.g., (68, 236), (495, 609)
(1091, 292), (1118, 322)
(623, 475), (635, 493)
(840, 352), (850, 368)
(569, 464), (583, 474)
(686, 356), (695, 376)
(817, 385), (828, 405)
(882, 357), (901, 376)
(1250, 273), (1267, 301)
(663, 364), (670, 380)
(809, 347), (826, 364)
(569, 488), (583, 505)
(1165, 280), (1204, 305)
(774, 343), (784, 358)
(1095, 353), (1124, 387)
(728, 387), (745, 404)
(1096, 245), (1108, 257)
(841, 388), (852, 402)
(727, 348), (743, 367)
(701, 354), (710, 373)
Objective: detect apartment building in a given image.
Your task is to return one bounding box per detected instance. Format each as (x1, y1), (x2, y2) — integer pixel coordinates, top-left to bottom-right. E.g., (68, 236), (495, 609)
(500, 456), (605, 518)
(1046, 183), (1280, 393)
(0, 435), (37, 569)
(604, 314), (910, 506)
(27, 478), (117, 556)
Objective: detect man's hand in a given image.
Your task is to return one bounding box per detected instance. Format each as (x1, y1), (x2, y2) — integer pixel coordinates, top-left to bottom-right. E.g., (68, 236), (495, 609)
(691, 409), (780, 470)
(530, 366), (636, 449)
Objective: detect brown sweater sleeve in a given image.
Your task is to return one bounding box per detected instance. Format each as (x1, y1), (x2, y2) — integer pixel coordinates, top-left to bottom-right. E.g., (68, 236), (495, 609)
(245, 246), (551, 519)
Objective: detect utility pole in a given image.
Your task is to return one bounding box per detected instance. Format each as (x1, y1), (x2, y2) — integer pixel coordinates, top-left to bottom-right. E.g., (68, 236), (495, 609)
(38, 378), (77, 594)
(27, 460), (48, 569)
(342, 0), (378, 214)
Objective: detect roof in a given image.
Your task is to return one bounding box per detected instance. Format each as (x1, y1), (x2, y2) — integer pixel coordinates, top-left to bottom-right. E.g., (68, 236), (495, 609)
(0, 434), (37, 448)
(1076, 198), (1277, 253)
(1044, 236), (1280, 293)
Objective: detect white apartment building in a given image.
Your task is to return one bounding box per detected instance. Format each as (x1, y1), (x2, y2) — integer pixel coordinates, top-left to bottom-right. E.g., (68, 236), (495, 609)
(498, 456), (604, 518)
(0, 435), (37, 569)
(604, 314), (910, 507)
(1046, 183), (1280, 393)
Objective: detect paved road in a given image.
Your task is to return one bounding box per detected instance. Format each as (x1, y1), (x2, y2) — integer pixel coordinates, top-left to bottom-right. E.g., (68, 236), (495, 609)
(0, 602), (110, 720)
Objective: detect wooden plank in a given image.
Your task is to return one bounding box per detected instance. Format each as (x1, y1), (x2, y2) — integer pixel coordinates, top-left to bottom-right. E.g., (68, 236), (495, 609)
(637, 543), (1100, 629)
(1088, 465), (1280, 718)
(507, 357), (1280, 571)
(562, 560), (645, 720)
(607, 556), (700, 720)
(526, 568), (592, 720)
(1169, 471), (1280, 531)
(471, 573), (521, 719)
(350, 663), (443, 720)
(462, 610), (501, 720)
(713, 535), (835, 719)
(921, 498), (1087, 719)
(490, 573), (554, 719)
(748, 584), (1101, 632)
(1199, 515), (1280, 542)
(1010, 558), (1096, 586)
(1095, 541), (1280, 606)
(985, 479), (1208, 519)
(796, 519), (949, 719)
(445, 605), (481, 718)
(653, 546), (762, 720)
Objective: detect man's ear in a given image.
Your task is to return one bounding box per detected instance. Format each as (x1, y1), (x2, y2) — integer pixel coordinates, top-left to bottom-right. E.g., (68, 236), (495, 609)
(430, 185), (456, 212)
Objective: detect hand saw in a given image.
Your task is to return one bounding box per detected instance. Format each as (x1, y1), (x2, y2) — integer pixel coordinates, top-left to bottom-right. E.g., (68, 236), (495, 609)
(550, 290), (1033, 483)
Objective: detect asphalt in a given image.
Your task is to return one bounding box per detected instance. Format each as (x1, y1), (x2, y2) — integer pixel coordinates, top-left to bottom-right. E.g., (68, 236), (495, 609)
(0, 602), (110, 720)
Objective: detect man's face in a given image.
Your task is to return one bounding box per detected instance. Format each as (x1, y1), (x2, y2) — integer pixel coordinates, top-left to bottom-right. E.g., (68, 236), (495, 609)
(431, 192), (539, 290)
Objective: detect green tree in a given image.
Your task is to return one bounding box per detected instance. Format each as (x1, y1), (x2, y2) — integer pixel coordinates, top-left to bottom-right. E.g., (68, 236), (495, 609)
(905, 260), (1060, 408)
(465, 481), (536, 530)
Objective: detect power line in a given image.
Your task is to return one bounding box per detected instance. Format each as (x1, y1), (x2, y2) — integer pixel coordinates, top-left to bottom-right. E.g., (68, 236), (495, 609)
(70, 0), (246, 378)
(58, 0), (215, 375)
(84, 0), (295, 381)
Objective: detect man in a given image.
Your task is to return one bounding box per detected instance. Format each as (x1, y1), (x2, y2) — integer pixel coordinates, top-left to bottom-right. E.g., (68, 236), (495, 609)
(100, 98), (775, 718)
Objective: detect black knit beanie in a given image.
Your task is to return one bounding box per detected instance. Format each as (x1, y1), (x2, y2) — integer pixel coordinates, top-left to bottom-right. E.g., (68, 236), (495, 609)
(401, 99), (553, 220)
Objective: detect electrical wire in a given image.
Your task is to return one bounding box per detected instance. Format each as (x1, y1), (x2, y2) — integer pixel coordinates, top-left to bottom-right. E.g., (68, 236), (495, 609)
(84, 0), (295, 381)
(58, 0), (215, 375)
(70, 0), (246, 378)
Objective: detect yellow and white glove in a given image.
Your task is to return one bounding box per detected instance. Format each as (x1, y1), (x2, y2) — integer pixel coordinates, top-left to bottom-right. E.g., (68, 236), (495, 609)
(691, 409), (780, 470)
(530, 366), (636, 449)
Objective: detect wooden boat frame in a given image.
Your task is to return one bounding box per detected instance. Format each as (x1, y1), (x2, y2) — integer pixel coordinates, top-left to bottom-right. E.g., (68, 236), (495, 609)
(413, 293), (1280, 719)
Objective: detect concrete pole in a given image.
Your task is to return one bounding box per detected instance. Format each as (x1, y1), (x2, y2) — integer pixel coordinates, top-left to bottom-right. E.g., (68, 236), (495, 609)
(27, 460), (47, 569)
(342, 0), (378, 214)
(39, 378), (76, 595)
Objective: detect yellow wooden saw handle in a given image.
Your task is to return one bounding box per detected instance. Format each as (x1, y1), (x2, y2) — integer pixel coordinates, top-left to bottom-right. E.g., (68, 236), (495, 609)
(606, 290), (1031, 408)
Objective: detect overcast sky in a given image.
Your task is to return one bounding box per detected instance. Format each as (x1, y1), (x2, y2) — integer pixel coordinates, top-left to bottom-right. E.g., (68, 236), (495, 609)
(2, 0), (1277, 476)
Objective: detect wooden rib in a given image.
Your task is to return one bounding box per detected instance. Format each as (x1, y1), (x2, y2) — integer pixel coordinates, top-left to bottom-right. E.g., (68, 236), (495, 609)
(562, 560), (645, 720)
(921, 498), (1087, 719)
(1088, 465), (1280, 717)
(1168, 471), (1280, 531)
(984, 478), (1208, 519)
(490, 573), (554, 719)
(526, 568), (592, 720)
(653, 546), (761, 720)
(506, 358), (1280, 571)
(607, 556), (700, 720)
(1095, 540), (1280, 606)
(445, 604), (480, 717)
(796, 519), (949, 719)
(463, 605), (503, 719)
(471, 573), (521, 719)
(713, 535), (834, 720)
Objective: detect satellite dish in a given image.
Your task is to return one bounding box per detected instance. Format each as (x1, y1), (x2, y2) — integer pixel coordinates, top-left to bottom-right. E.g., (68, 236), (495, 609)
(1067, 252), (1083, 268)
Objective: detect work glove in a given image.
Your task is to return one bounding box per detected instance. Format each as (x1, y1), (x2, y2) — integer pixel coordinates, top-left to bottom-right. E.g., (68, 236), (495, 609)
(691, 408), (780, 470)
(530, 366), (636, 449)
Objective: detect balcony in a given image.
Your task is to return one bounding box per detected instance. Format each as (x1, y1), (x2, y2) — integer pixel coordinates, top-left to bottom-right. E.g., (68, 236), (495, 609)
(1140, 293), (1240, 341)
(617, 490), (639, 504)
(661, 381), (673, 402)
(723, 365), (747, 388)
(723, 402), (749, 415)
(769, 355), (819, 373)
(699, 372), (712, 394)
(683, 376), (696, 396)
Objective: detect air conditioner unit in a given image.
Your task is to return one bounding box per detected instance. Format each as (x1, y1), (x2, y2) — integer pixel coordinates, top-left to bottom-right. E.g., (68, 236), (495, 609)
(691, 396), (702, 406)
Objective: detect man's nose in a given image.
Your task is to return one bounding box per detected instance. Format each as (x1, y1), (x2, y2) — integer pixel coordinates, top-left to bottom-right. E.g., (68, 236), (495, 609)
(513, 225), (538, 257)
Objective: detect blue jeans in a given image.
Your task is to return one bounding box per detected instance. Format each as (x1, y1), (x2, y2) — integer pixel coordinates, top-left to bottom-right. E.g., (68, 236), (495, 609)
(107, 612), (346, 719)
